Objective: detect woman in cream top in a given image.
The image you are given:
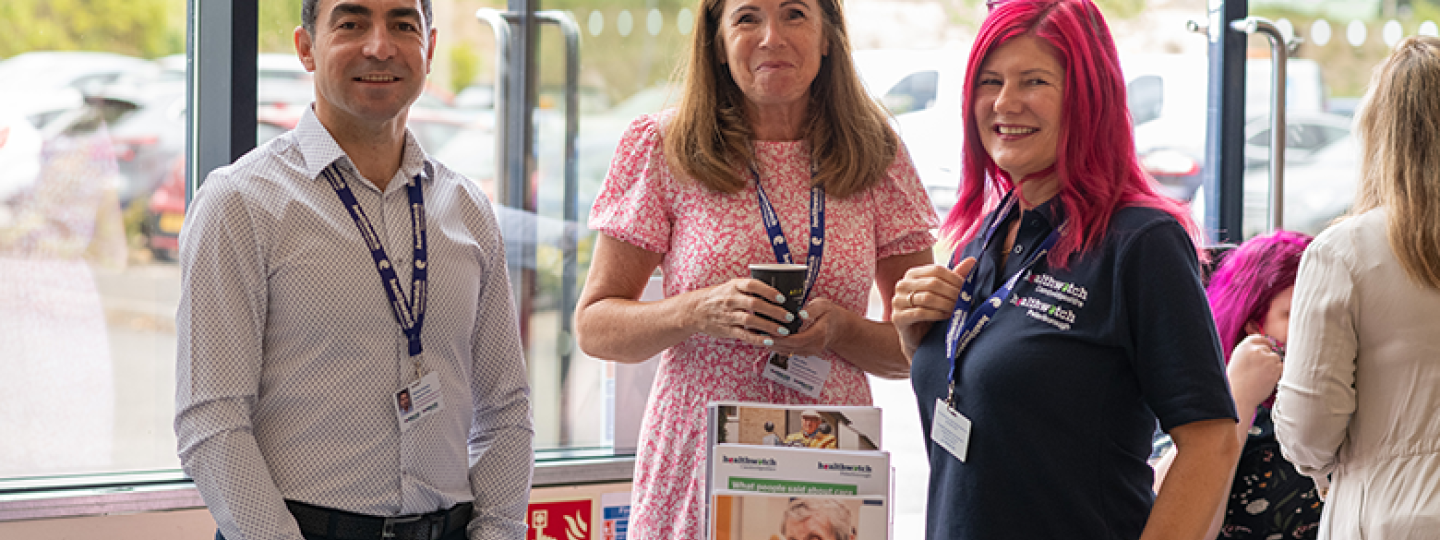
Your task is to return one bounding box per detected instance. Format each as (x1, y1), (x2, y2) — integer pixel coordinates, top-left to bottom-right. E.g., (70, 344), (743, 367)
(1273, 35), (1440, 539)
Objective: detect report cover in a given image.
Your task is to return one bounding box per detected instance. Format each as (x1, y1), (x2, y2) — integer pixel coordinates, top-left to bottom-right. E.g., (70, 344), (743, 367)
(709, 492), (888, 540)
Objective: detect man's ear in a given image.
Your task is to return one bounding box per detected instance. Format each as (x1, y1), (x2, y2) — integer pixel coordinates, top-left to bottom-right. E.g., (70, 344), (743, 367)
(294, 26), (317, 72)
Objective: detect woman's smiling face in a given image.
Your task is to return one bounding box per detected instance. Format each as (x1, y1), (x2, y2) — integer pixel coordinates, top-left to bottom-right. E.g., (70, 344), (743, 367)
(718, 0), (828, 117)
(973, 34), (1065, 181)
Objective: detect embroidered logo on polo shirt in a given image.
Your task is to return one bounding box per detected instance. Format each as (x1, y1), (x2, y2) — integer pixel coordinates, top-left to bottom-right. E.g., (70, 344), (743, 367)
(1014, 295), (1076, 330)
(1028, 273), (1088, 307)
(1012, 272), (1086, 331)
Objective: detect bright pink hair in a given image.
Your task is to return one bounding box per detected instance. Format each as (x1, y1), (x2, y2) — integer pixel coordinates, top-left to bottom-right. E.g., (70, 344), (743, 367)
(1206, 230), (1312, 362)
(942, 0), (1204, 268)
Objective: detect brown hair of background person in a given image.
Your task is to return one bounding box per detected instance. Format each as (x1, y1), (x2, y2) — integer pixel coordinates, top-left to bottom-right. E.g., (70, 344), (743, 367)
(1351, 35), (1440, 289)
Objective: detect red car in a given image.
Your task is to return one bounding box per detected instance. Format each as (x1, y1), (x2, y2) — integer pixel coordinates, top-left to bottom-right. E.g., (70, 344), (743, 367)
(143, 108), (301, 261)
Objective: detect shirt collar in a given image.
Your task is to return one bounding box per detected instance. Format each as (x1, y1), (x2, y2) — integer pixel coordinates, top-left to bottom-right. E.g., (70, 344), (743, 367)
(997, 191), (1065, 231)
(1025, 196), (1065, 229)
(296, 107), (434, 189)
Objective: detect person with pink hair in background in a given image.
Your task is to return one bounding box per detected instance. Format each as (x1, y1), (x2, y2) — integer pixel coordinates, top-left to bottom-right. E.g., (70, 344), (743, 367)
(1155, 230), (1323, 540)
(892, 1), (1239, 538)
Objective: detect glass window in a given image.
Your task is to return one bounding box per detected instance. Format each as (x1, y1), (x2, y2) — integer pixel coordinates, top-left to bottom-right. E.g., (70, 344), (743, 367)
(1240, 0), (1430, 238)
(2, 2), (1425, 530)
(523, 1), (689, 453)
(1127, 74), (1164, 126)
(0, 0), (190, 485)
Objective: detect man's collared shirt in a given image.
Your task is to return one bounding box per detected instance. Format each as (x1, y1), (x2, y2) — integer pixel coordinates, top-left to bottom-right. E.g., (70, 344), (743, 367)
(176, 108), (533, 540)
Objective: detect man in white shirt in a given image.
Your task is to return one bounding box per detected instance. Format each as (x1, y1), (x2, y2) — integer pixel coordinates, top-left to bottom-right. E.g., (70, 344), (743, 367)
(174, 1), (533, 539)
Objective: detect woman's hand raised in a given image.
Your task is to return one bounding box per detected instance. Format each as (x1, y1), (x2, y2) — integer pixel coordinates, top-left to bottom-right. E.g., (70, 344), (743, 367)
(1226, 334), (1285, 412)
(891, 258), (977, 358)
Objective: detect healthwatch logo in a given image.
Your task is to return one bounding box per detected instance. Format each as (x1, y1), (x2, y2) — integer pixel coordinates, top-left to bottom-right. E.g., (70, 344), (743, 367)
(817, 462), (873, 474)
(723, 455), (778, 467)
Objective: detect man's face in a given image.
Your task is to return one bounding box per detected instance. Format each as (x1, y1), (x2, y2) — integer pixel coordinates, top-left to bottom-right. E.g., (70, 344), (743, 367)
(398, 392), (411, 409)
(295, 0), (435, 129)
(783, 516), (838, 540)
(802, 416), (820, 434)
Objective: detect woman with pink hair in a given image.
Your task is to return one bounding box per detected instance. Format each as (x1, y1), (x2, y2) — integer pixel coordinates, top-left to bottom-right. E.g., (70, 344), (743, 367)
(892, 1), (1240, 538)
(1155, 230), (1323, 539)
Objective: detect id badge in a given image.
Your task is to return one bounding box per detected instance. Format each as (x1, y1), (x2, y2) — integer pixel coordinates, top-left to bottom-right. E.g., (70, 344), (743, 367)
(396, 371), (445, 431)
(931, 398), (972, 462)
(761, 354), (832, 399)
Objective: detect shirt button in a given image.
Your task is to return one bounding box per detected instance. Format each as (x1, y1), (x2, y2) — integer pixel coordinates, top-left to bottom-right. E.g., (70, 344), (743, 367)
(1013, 245), (1024, 254)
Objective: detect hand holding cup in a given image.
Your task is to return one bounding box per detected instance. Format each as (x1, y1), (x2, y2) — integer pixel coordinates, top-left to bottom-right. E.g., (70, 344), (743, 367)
(748, 263), (808, 334)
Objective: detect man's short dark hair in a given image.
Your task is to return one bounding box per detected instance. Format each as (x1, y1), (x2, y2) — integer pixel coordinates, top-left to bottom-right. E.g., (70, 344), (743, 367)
(302, 0), (433, 35)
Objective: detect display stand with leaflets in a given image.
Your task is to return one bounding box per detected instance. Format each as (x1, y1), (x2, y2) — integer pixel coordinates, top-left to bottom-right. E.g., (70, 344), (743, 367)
(704, 402), (892, 540)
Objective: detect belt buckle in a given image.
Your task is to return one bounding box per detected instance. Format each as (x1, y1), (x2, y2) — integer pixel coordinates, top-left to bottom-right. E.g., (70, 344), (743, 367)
(381, 514), (426, 540)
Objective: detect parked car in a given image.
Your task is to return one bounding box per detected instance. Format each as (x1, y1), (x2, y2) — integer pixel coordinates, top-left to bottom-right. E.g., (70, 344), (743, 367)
(1188, 113), (1358, 240)
(1124, 54), (1334, 203)
(92, 81), (188, 207)
(0, 109), (44, 204)
(855, 47), (969, 219)
(854, 48), (963, 116)
(1124, 53), (1210, 202)
(143, 156), (188, 261)
(1240, 113), (1358, 239)
(141, 107), (303, 261)
(0, 51), (155, 128)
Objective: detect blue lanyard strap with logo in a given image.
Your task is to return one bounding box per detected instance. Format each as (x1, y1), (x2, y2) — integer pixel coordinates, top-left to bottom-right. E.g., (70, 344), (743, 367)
(943, 192), (1062, 408)
(751, 164), (825, 305)
(323, 165), (429, 373)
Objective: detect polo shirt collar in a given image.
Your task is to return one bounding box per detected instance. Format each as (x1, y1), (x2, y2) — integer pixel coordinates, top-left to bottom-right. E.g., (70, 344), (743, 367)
(296, 106), (434, 189)
(999, 191), (1066, 231)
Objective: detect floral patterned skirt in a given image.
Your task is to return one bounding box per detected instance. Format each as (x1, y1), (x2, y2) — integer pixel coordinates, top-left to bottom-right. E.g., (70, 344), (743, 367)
(1220, 405), (1324, 540)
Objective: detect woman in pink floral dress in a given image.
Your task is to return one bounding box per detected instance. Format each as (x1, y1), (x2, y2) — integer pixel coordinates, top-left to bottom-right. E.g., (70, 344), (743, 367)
(573, 0), (937, 537)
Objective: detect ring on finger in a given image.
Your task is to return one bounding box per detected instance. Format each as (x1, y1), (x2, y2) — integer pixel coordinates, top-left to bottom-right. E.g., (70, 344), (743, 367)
(908, 290), (917, 307)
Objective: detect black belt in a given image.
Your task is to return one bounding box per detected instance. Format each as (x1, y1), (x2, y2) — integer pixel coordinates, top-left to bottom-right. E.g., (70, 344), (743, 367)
(285, 500), (471, 540)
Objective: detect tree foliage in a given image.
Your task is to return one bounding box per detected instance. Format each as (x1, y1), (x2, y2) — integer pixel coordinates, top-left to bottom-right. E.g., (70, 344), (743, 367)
(1253, 0), (1440, 98)
(533, 0), (697, 104)
(259, 0), (305, 53)
(0, 0), (182, 58)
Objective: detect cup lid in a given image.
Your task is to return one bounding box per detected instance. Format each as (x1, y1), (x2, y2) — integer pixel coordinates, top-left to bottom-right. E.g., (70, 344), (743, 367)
(748, 263), (808, 271)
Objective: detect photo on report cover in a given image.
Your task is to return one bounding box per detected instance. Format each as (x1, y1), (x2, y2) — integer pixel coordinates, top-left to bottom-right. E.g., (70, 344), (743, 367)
(711, 403), (881, 451)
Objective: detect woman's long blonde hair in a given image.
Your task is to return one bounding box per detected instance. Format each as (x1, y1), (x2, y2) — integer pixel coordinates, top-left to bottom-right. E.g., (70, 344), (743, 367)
(661, 0), (898, 199)
(1353, 35), (1440, 289)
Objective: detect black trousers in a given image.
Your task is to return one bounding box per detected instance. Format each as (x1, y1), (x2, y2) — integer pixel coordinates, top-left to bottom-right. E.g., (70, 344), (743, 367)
(215, 527), (467, 540)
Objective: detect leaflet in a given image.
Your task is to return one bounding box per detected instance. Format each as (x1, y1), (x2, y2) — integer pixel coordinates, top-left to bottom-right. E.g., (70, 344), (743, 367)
(710, 491), (888, 540)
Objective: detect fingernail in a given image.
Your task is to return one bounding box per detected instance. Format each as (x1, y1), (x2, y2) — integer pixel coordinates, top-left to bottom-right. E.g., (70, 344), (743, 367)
(775, 294), (786, 303)
(785, 313), (795, 322)
(777, 327), (790, 336)
(763, 338), (774, 347)
(799, 310), (810, 319)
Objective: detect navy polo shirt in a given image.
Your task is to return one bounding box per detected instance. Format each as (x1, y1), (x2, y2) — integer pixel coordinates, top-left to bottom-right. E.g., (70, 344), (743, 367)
(912, 199), (1236, 540)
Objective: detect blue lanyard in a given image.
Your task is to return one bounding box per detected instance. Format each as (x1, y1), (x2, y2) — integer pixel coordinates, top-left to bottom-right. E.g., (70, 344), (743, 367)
(943, 192), (1062, 407)
(751, 164), (825, 305)
(322, 165), (429, 359)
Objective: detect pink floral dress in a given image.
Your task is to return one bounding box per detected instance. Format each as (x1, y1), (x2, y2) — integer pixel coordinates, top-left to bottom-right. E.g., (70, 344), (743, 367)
(589, 112), (937, 539)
